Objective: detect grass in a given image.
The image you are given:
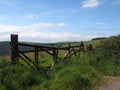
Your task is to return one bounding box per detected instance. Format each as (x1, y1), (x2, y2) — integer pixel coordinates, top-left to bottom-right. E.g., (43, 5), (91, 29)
(0, 59), (47, 90)
(31, 56), (101, 90)
(0, 53), (101, 90)
(0, 35), (120, 90)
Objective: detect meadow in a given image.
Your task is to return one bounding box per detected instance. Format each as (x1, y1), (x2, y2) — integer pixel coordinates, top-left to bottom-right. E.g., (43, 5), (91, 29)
(0, 35), (120, 90)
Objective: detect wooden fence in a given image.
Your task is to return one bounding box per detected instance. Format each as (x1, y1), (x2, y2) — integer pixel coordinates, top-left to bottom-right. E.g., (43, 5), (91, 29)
(10, 34), (83, 69)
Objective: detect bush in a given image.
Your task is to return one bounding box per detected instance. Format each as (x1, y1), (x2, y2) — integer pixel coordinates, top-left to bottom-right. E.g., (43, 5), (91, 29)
(94, 35), (120, 76)
(49, 57), (100, 90)
(96, 35), (120, 59)
(0, 59), (46, 90)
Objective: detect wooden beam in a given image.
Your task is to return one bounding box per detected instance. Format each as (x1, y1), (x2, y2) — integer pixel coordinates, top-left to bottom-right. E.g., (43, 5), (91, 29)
(19, 50), (38, 69)
(18, 55), (31, 67)
(51, 44), (59, 68)
(63, 48), (73, 60)
(18, 42), (80, 50)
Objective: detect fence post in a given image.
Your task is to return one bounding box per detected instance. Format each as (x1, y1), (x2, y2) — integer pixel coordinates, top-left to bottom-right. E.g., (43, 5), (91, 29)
(51, 44), (58, 68)
(35, 47), (39, 65)
(11, 34), (18, 64)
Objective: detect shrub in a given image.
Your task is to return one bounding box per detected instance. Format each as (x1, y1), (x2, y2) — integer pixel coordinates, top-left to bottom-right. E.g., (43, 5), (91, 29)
(94, 35), (120, 76)
(0, 59), (46, 90)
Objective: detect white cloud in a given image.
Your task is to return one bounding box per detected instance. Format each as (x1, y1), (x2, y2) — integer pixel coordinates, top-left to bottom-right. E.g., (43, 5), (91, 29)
(25, 14), (39, 20)
(0, 23), (106, 42)
(44, 10), (62, 15)
(92, 21), (111, 25)
(26, 23), (67, 30)
(43, 9), (78, 17)
(18, 32), (100, 42)
(0, 23), (67, 33)
(0, 31), (101, 42)
(81, 0), (100, 8)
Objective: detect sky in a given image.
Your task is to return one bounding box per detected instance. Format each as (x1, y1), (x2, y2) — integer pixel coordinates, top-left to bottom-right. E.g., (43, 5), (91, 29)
(0, 0), (120, 42)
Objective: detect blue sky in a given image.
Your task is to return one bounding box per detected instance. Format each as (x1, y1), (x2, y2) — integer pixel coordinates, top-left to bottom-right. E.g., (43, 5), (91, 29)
(0, 0), (120, 42)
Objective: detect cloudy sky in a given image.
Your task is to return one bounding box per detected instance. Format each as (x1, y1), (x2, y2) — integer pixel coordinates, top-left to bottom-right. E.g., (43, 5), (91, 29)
(0, 0), (120, 42)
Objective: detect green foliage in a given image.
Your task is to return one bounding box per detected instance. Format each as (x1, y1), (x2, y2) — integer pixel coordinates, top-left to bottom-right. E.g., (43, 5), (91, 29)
(96, 35), (120, 58)
(0, 35), (120, 90)
(51, 67), (92, 90)
(0, 56), (101, 90)
(0, 59), (46, 90)
(92, 35), (120, 76)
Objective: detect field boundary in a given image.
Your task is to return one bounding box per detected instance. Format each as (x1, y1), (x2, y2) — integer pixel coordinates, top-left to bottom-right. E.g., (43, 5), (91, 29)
(10, 34), (83, 69)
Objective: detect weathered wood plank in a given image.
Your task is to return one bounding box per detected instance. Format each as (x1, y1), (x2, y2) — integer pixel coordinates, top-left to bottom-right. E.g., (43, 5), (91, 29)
(18, 55), (31, 67)
(19, 50), (39, 69)
(11, 34), (18, 64)
(18, 42), (80, 50)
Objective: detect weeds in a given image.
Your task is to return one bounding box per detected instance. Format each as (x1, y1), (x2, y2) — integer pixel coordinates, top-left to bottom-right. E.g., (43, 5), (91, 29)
(0, 35), (120, 90)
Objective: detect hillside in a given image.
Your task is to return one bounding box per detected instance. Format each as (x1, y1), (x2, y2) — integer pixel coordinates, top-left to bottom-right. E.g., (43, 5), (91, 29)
(0, 41), (35, 56)
(0, 41), (83, 56)
(0, 35), (120, 90)
(0, 41), (11, 56)
(0, 41), (54, 56)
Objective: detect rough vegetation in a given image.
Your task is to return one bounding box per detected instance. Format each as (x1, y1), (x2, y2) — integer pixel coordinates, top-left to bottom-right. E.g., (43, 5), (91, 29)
(0, 35), (120, 90)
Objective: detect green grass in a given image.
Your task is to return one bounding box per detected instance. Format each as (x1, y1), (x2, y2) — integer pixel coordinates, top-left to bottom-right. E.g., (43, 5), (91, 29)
(0, 35), (120, 90)
(31, 56), (101, 90)
(0, 54), (101, 90)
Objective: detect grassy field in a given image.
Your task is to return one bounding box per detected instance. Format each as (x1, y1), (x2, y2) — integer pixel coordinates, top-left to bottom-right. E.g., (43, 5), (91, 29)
(0, 35), (120, 90)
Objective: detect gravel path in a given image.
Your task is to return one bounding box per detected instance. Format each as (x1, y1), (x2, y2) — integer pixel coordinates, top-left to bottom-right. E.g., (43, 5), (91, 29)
(94, 76), (120, 90)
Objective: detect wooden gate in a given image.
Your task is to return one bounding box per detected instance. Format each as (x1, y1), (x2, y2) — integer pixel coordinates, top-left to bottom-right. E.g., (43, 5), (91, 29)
(10, 34), (82, 69)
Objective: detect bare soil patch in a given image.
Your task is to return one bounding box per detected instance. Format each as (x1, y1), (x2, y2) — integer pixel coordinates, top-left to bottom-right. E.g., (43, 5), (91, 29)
(94, 76), (120, 90)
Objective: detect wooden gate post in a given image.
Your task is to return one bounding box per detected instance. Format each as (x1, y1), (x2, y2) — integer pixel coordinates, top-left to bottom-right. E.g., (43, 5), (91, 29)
(11, 34), (18, 64)
(35, 47), (39, 65)
(51, 44), (58, 68)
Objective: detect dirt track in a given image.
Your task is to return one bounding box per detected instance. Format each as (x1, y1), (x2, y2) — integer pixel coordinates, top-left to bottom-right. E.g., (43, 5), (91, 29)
(95, 76), (120, 90)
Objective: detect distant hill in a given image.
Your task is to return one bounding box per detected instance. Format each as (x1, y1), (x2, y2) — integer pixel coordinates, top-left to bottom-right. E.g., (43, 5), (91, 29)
(92, 37), (107, 41)
(0, 41), (36, 56)
(0, 41), (81, 56)
(0, 41), (11, 56)
(0, 41), (46, 56)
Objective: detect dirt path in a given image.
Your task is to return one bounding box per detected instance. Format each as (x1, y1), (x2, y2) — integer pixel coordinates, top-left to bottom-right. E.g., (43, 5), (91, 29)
(95, 76), (120, 90)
